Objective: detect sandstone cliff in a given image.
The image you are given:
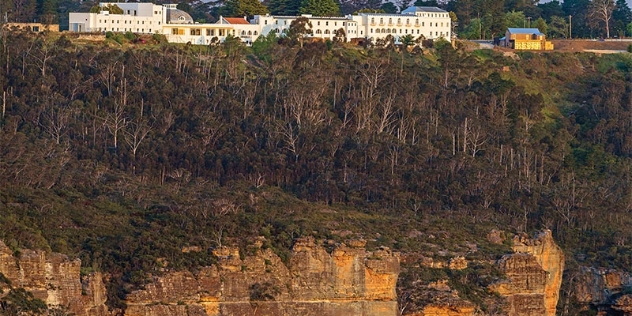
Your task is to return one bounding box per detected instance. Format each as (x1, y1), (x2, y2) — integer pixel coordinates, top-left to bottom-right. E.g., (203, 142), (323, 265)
(124, 236), (399, 316)
(490, 230), (564, 316)
(573, 265), (632, 314)
(0, 240), (109, 315)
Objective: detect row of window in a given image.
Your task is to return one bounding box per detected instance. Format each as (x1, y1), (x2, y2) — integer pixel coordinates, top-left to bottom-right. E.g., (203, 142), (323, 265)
(171, 28), (263, 37)
(99, 20), (160, 25)
(370, 17), (446, 27)
(373, 28), (445, 37)
(417, 13), (447, 18)
(98, 28), (153, 33)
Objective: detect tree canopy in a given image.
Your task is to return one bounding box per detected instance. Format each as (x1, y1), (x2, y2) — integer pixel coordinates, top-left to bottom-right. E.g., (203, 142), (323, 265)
(299, 0), (341, 16)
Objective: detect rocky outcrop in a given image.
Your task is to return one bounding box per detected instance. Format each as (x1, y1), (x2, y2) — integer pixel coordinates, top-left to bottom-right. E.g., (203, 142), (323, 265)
(573, 266), (632, 313)
(490, 230), (564, 316)
(124, 236), (400, 316)
(0, 241), (109, 316)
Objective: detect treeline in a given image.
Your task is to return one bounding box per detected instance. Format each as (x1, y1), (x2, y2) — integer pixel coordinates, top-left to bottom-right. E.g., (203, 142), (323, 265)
(3, 0), (632, 40)
(0, 31), (631, 310)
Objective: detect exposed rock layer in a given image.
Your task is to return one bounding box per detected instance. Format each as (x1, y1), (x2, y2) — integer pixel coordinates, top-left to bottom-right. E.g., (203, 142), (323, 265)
(491, 230), (564, 316)
(125, 236), (400, 316)
(0, 241), (109, 315)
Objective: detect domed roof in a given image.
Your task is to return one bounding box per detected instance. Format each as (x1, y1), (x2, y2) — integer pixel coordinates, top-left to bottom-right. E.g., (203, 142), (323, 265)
(167, 8), (194, 24)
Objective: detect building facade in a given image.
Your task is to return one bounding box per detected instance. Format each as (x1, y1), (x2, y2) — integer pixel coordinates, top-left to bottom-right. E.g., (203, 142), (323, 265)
(69, 3), (451, 45)
(504, 28), (554, 50)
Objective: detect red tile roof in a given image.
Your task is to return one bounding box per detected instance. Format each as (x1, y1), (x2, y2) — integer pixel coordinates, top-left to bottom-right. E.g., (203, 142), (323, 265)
(224, 18), (250, 25)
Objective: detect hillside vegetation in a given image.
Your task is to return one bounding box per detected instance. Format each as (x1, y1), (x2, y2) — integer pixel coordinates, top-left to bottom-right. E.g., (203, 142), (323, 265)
(0, 31), (631, 313)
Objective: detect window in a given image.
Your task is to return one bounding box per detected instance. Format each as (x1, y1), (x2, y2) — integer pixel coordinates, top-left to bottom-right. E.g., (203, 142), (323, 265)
(380, 18), (383, 24)
(142, 21), (144, 24)
(375, 29), (380, 33)
(318, 21), (320, 25)
(254, 31), (258, 35)
(397, 18), (401, 24)
(206, 29), (210, 35)
(371, 18), (375, 24)
(324, 29), (330, 34)
(264, 20), (268, 24)
(430, 22), (432, 27)
(389, 18), (392, 24)
(316, 29), (322, 34)
(334, 22), (337, 26)
(275, 20), (278, 25)
(370, 28), (373, 33)
(441, 22), (443, 27)
(422, 22), (424, 26)
(241, 30), (245, 35)
(326, 21), (328, 26)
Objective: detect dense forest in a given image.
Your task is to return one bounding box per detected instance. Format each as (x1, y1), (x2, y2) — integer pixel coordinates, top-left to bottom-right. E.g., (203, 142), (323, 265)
(0, 29), (631, 313)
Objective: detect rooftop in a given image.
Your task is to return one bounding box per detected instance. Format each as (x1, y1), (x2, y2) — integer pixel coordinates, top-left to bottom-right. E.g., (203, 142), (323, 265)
(507, 28), (544, 35)
(401, 6), (448, 13)
(223, 17), (250, 25)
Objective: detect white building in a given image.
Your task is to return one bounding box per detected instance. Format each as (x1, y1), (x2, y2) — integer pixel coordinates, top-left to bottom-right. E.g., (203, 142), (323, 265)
(69, 3), (451, 45)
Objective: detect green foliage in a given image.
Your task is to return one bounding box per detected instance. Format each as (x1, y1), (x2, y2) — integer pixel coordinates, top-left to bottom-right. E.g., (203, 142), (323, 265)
(400, 34), (415, 47)
(124, 31), (136, 41)
(0, 287), (48, 315)
(286, 16), (312, 46)
(90, 4), (123, 14)
(504, 10), (526, 28)
(380, 2), (398, 13)
(354, 8), (385, 14)
(269, 0), (302, 15)
(252, 31), (279, 62)
(461, 18), (482, 39)
(300, 0), (341, 16)
(222, 0), (269, 17)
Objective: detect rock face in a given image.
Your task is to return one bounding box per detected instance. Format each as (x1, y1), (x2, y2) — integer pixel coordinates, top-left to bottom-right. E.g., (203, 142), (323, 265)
(574, 266), (632, 313)
(0, 241), (109, 316)
(490, 230), (564, 316)
(125, 236), (400, 316)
